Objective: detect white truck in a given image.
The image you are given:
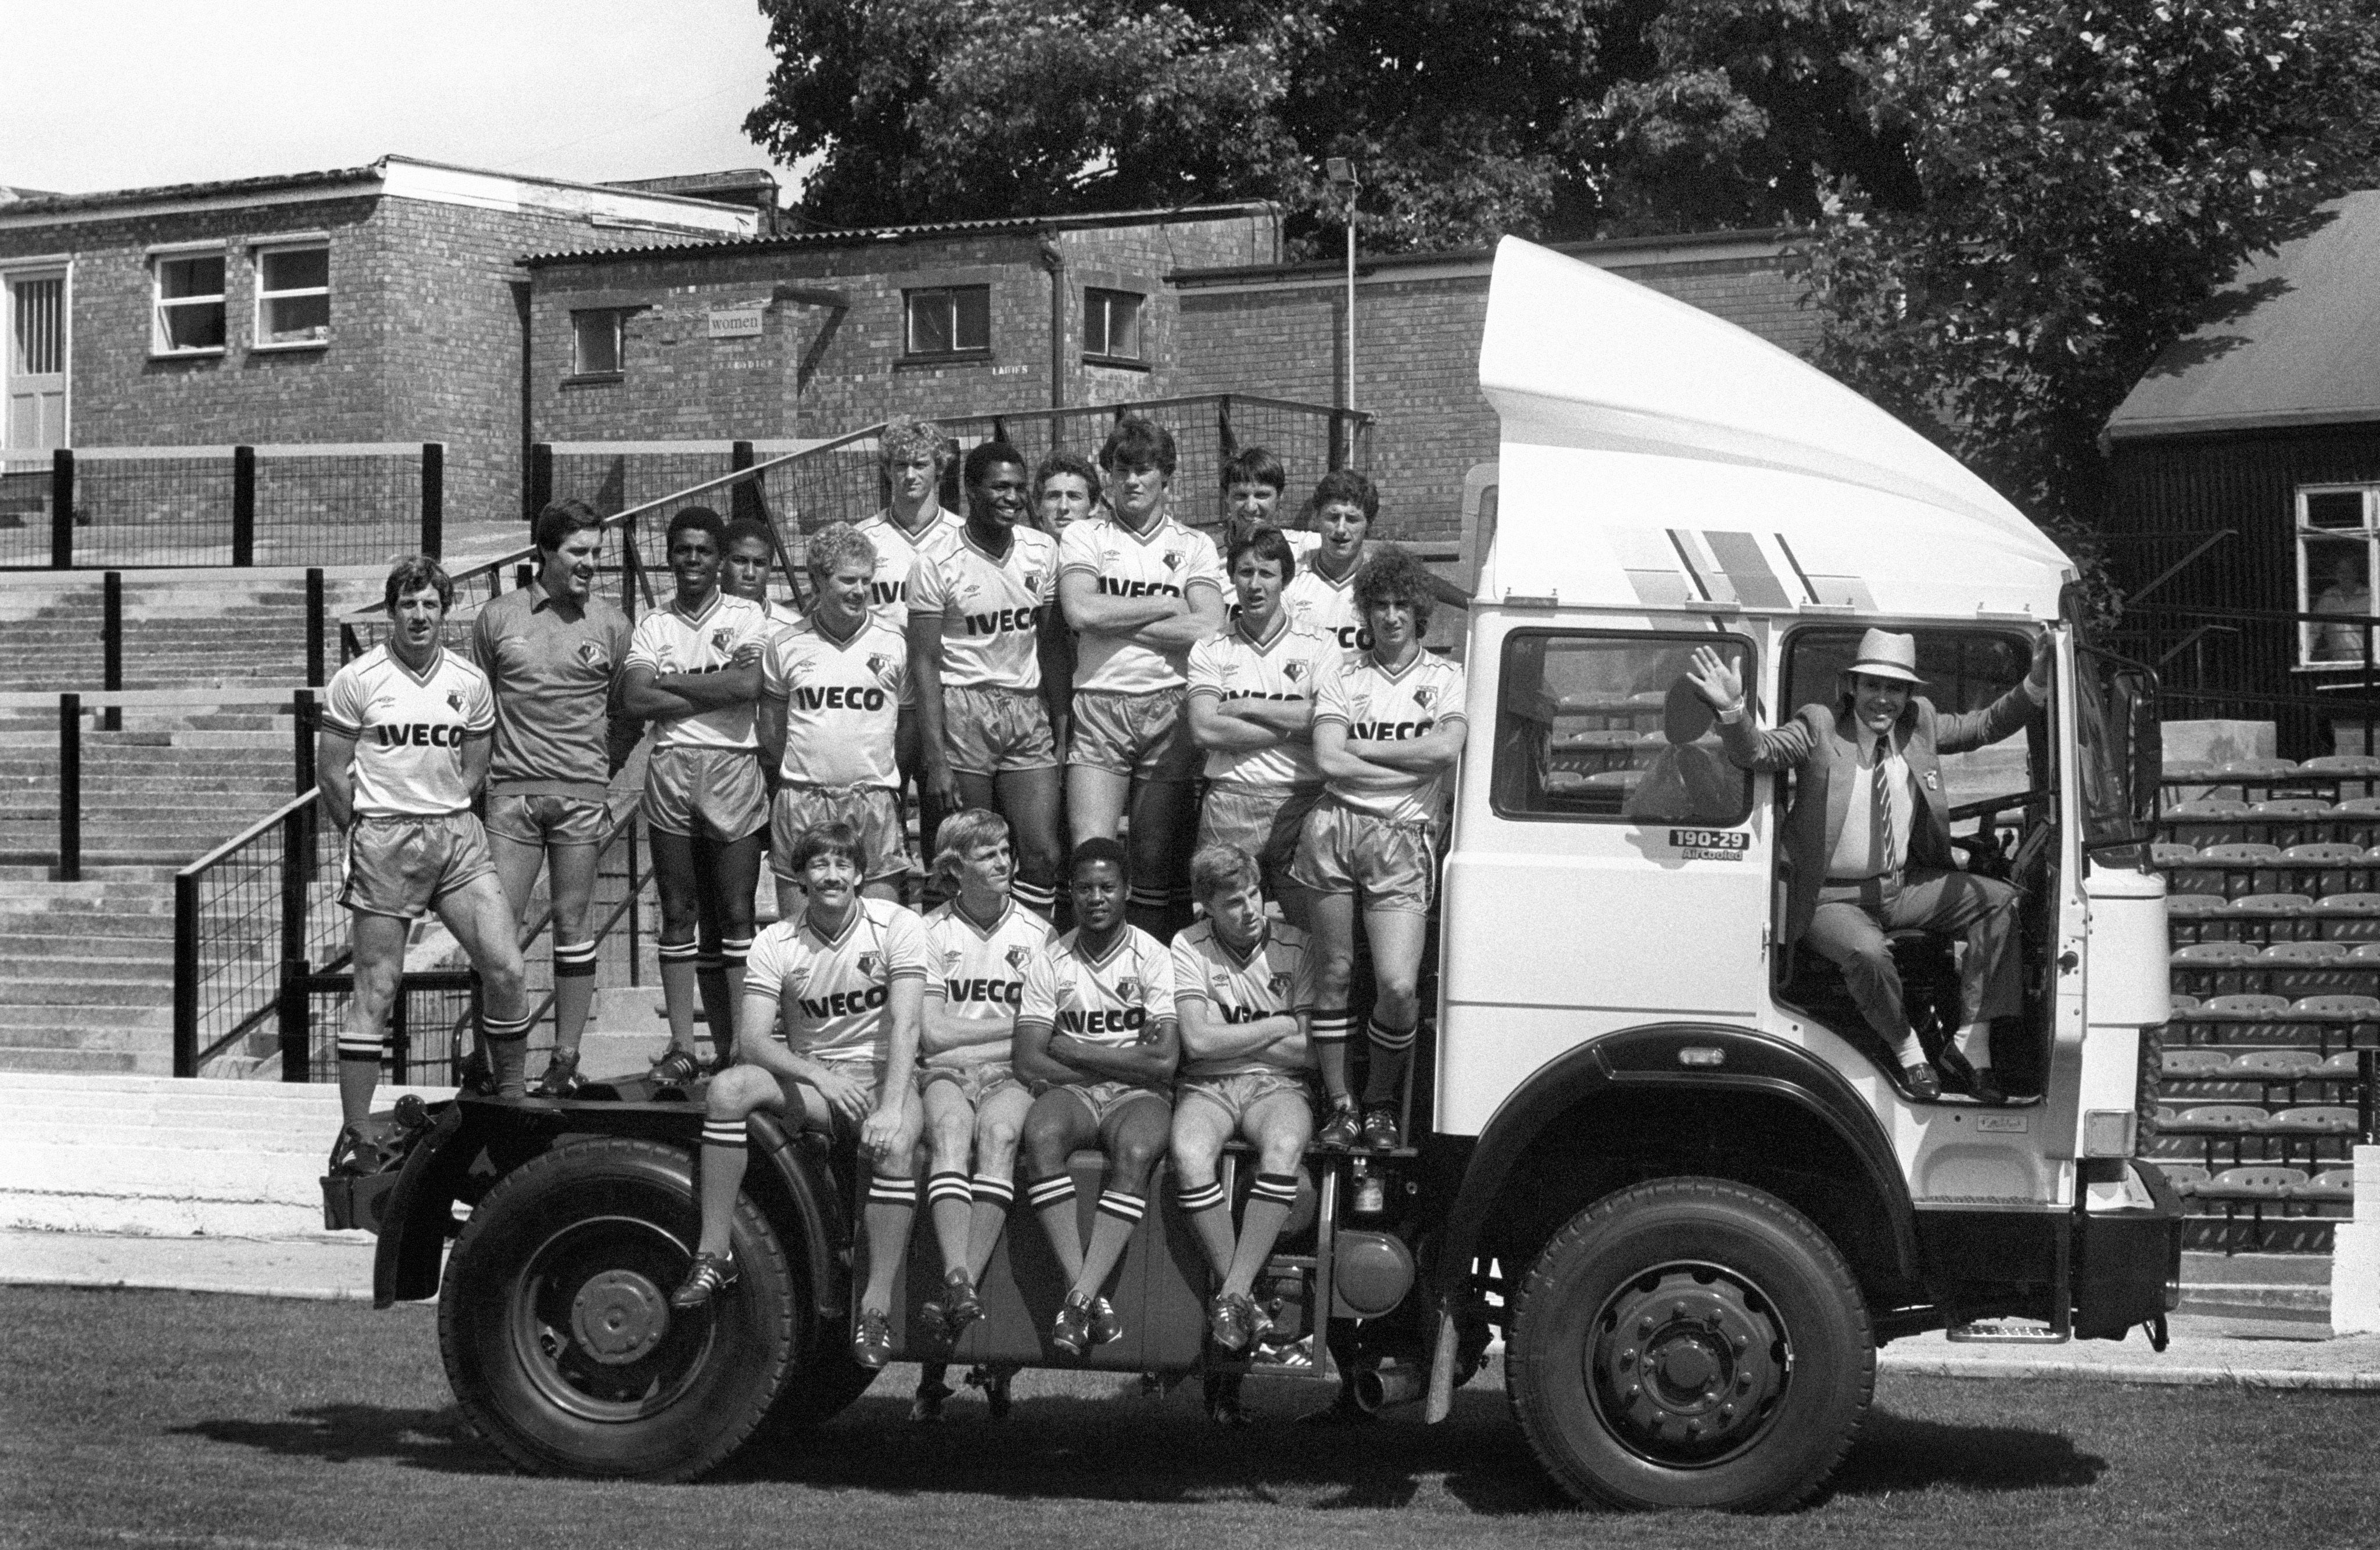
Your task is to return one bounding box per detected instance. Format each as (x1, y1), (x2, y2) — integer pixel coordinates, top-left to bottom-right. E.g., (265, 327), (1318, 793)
(330, 236), (2178, 1512)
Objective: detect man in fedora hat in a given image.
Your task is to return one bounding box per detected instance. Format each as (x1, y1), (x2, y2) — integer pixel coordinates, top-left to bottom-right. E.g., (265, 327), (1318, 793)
(1686, 629), (2051, 1101)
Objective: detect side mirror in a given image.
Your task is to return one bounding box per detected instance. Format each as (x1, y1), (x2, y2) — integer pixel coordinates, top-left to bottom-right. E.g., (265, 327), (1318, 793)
(2119, 668), (2163, 833)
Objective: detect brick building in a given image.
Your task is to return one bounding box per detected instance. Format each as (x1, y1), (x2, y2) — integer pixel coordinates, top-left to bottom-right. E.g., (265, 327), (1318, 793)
(0, 157), (762, 537)
(521, 204), (1281, 447)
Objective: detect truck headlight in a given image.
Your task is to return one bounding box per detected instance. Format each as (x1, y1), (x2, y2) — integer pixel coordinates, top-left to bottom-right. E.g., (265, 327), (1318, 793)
(2083, 1110), (2137, 1158)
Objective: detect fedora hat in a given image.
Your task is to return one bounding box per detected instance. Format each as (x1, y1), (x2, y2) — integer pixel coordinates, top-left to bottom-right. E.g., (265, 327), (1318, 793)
(1846, 629), (1923, 685)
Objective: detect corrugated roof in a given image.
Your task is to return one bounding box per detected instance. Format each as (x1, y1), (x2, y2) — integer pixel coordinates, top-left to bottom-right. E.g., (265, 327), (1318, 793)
(1169, 227), (1794, 286)
(2106, 192), (2380, 440)
(0, 164), (382, 217)
(518, 201), (1276, 267)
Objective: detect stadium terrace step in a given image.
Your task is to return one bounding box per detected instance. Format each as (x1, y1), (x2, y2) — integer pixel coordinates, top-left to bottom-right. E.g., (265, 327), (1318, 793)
(0, 1070), (451, 1236)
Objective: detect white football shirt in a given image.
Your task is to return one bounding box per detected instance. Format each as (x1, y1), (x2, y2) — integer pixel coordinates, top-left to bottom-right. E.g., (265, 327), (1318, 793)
(909, 526), (1059, 691)
(1313, 648), (1469, 823)
(1058, 514), (1226, 694)
(1283, 558), (1368, 654)
(743, 897), (931, 1065)
(920, 899), (1059, 1072)
(322, 645), (495, 818)
(625, 591), (770, 751)
(1185, 615), (1339, 788)
(1170, 918), (1315, 1079)
(1016, 924), (1178, 1049)
(761, 614), (907, 788)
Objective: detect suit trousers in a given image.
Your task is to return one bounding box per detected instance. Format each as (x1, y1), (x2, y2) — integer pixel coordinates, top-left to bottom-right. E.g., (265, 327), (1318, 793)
(1803, 867), (2022, 1049)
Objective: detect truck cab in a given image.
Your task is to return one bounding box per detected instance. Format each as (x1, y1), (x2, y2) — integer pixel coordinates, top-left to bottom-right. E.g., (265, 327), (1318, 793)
(338, 236), (2178, 1516)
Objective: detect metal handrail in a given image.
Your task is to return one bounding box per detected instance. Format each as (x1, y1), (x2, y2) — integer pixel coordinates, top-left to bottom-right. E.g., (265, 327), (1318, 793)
(177, 787), (317, 879)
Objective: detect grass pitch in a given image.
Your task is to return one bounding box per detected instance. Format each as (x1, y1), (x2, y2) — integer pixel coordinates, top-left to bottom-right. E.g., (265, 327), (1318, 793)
(4, 1286), (2378, 1549)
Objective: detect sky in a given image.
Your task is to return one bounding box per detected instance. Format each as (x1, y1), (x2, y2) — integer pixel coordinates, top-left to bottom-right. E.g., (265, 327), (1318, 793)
(0, 0), (795, 198)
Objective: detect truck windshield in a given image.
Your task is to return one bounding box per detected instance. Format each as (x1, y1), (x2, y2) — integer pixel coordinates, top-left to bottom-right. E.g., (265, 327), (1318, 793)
(2074, 645), (2160, 860)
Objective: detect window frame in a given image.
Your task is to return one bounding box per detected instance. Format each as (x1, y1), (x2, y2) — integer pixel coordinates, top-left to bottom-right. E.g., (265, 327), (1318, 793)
(568, 307), (628, 382)
(901, 284), (991, 361)
(1083, 286), (1144, 364)
(2295, 483), (2380, 670)
(1488, 625), (1758, 827)
(250, 241), (330, 351)
(149, 245), (227, 358)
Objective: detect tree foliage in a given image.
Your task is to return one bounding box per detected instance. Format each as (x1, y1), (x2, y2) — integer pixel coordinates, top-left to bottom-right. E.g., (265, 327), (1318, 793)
(1804, 0), (2380, 534)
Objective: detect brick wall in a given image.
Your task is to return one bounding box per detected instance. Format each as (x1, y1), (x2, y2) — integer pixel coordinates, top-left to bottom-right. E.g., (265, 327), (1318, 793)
(526, 211), (1279, 451)
(1170, 249), (1818, 550)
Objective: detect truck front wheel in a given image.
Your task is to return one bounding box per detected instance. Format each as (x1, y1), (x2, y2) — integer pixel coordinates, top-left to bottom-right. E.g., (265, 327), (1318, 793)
(438, 1137), (800, 1480)
(1506, 1176), (1873, 1512)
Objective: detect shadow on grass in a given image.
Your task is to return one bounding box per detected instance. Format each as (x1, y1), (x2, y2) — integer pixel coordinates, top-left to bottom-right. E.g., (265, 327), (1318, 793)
(174, 1403), (504, 1476)
(1830, 1408), (2106, 1497)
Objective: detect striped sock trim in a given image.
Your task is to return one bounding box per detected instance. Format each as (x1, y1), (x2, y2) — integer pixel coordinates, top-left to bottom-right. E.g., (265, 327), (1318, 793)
(1096, 1188), (1147, 1224)
(1012, 879), (1056, 912)
(482, 1011), (535, 1043)
(336, 1037), (382, 1062)
(701, 1120), (747, 1150)
(695, 953), (725, 974)
(927, 1170), (973, 1207)
(1127, 887), (1169, 912)
(1311, 1009), (1354, 1043)
(1177, 1180), (1227, 1213)
(971, 1175), (1016, 1207)
(868, 1175), (918, 1208)
(553, 941), (598, 977)
(1250, 1171), (1300, 1207)
(657, 939), (700, 963)
(1367, 1016), (1415, 1052)
(719, 935), (751, 969)
(1027, 1176), (1077, 1210)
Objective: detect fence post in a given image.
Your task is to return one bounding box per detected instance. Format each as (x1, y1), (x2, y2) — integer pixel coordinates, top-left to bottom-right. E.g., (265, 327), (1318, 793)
(627, 819), (642, 986)
(731, 439), (761, 526)
(58, 693), (80, 881)
(420, 442), (445, 558)
(526, 441), (553, 524)
(1327, 411), (1348, 471)
(306, 567), (326, 688)
(293, 688), (317, 798)
(1216, 396), (1235, 463)
(231, 444), (256, 567)
(279, 970), (311, 1083)
(389, 986), (410, 1088)
(49, 449), (73, 570)
(173, 872), (199, 1077)
(101, 569), (122, 731)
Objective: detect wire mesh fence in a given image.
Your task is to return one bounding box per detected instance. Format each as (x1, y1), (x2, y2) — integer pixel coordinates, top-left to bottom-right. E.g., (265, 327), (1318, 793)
(8, 444), (441, 571)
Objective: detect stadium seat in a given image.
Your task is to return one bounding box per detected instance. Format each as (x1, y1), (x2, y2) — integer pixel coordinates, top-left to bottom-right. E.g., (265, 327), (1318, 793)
(2303, 754), (2380, 801)
(2150, 1161), (2211, 1198)
(2264, 1105), (2359, 1137)
(2166, 892), (2230, 945)
(2229, 1047), (2321, 1097)
(2213, 759), (2302, 804)
(2185, 991), (2291, 1034)
(2162, 1104), (2270, 1136)
(2314, 893), (2380, 943)
(2249, 799), (2334, 851)
(2278, 842), (2371, 898)
(2227, 892), (2316, 944)
(2300, 1168), (2357, 1207)
(2171, 843), (2281, 899)
(2151, 840), (2199, 867)
(2340, 796), (2380, 848)
(2191, 1164), (2306, 1201)
(2256, 941), (2352, 998)
(2171, 992), (2203, 1014)
(2286, 994), (2380, 1054)
(2170, 942), (2264, 998)
(2160, 1047), (2234, 1079)
(2163, 797), (2252, 849)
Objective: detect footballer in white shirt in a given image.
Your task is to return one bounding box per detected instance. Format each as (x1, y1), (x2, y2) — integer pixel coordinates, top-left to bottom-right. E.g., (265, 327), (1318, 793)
(318, 557), (531, 1140)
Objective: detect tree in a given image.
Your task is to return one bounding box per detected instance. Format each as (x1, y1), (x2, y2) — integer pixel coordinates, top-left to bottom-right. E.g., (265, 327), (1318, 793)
(1802, 0), (2380, 540)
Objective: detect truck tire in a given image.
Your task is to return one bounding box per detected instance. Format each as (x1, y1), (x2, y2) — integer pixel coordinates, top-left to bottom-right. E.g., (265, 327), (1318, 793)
(438, 1136), (800, 1480)
(1506, 1176), (1873, 1512)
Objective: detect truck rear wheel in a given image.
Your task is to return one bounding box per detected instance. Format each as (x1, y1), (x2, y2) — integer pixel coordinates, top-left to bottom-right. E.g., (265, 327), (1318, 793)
(438, 1137), (799, 1480)
(1506, 1176), (1873, 1512)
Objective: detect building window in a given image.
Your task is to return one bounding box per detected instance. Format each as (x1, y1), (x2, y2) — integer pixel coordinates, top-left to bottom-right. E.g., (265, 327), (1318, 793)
(904, 285), (990, 357)
(572, 309), (625, 378)
(152, 252), (225, 355)
(1084, 288), (1142, 361)
(1491, 630), (1753, 824)
(2300, 485), (2380, 666)
(253, 245), (329, 348)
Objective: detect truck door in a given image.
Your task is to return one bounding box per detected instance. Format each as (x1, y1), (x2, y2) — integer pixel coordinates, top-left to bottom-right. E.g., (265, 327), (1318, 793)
(1437, 613), (1772, 1136)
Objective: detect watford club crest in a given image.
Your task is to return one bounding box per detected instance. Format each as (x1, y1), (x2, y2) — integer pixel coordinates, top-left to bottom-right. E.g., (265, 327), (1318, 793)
(1267, 971), (1293, 996)
(1023, 571), (1042, 591)
(1005, 945), (1033, 971)
(1283, 661), (1304, 682)
(1161, 551), (1181, 571)
(1413, 687), (1436, 709)
(710, 629), (736, 655)
(856, 952), (881, 979)
(1115, 977), (1141, 1003)
(577, 641), (607, 669)
(867, 653), (896, 686)
(445, 688), (466, 711)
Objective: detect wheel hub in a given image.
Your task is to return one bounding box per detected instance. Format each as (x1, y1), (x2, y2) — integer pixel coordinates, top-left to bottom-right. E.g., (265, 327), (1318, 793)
(1590, 1267), (1786, 1464)
(571, 1269), (671, 1365)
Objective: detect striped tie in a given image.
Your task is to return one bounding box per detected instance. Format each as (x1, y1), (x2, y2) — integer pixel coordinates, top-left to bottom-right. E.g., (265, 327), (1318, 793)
(1873, 735), (1897, 877)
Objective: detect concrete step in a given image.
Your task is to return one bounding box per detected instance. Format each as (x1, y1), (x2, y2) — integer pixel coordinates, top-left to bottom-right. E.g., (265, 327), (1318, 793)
(0, 932), (174, 957)
(0, 1002), (170, 1029)
(0, 1047), (142, 1075)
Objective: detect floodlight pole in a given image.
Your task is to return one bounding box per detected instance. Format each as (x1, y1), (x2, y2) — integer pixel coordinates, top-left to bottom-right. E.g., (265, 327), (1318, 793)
(1328, 157), (1358, 415)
